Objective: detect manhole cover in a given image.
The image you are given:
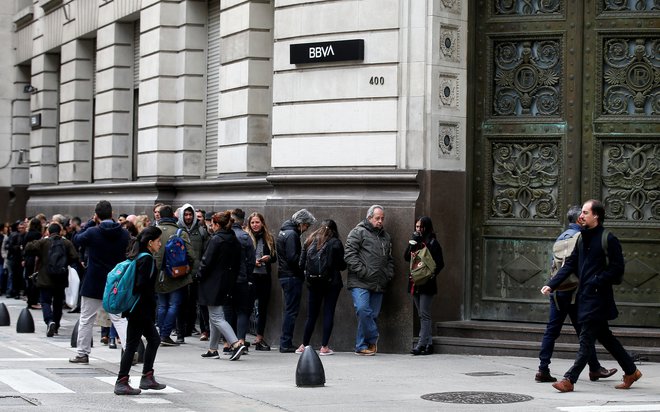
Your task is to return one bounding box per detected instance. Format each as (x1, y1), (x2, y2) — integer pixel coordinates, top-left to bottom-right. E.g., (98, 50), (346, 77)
(421, 391), (533, 404)
(0, 395), (39, 406)
(47, 368), (114, 377)
(465, 371), (513, 377)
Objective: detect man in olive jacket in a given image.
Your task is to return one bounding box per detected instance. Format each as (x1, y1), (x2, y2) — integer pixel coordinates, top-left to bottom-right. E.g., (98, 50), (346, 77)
(154, 205), (194, 346)
(25, 223), (79, 337)
(344, 205), (394, 356)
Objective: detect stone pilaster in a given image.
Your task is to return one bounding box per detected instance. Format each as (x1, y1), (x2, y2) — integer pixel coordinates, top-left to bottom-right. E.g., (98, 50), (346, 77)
(10, 65), (31, 187)
(59, 39), (94, 184)
(137, 0), (206, 179)
(218, 0), (273, 174)
(94, 22), (133, 181)
(29, 53), (59, 185)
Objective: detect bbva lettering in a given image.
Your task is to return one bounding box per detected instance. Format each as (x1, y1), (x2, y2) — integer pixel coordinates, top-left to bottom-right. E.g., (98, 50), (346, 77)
(308, 45), (335, 59)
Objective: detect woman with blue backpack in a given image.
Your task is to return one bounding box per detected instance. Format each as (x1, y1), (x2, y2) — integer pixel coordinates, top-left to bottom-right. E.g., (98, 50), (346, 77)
(114, 226), (167, 395)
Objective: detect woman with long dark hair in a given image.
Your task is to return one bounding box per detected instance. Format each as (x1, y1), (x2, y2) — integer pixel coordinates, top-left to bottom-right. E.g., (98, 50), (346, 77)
(114, 226), (166, 395)
(245, 212), (277, 351)
(23, 217), (44, 309)
(296, 219), (346, 355)
(197, 211), (246, 361)
(404, 216), (444, 356)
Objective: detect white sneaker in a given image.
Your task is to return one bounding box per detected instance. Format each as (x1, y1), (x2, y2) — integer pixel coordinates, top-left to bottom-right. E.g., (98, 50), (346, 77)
(295, 344), (305, 354)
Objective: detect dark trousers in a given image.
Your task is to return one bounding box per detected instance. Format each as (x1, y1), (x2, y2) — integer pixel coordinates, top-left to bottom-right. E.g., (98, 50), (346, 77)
(119, 316), (160, 378)
(223, 282), (253, 341)
(253, 273), (271, 336)
(302, 283), (341, 347)
(539, 292), (601, 372)
(198, 304), (210, 334)
(279, 276), (303, 348)
(40, 287), (65, 328)
(565, 319), (636, 383)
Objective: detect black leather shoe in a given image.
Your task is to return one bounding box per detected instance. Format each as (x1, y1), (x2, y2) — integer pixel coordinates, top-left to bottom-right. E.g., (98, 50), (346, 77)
(410, 347), (422, 356)
(424, 344), (434, 355)
(589, 367), (618, 381)
(535, 370), (557, 383)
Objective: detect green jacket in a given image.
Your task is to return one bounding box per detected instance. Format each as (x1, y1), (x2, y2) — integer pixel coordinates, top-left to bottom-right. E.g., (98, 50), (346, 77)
(344, 219), (394, 293)
(154, 220), (194, 294)
(24, 235), (79, 289)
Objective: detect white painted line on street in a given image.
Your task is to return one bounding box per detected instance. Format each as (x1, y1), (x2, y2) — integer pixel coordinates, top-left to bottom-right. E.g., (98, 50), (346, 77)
(0, 341), (34, 356)
(95, 376), (182, 393)
(0, 369), (74, 393)
(558, 405), (660, 412)
(132, 398), (172, 404)
(0, 358), (70, 361)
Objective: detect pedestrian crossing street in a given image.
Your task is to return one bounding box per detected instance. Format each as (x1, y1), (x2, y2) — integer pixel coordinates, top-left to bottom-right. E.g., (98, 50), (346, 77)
(0, 368), (181, 404)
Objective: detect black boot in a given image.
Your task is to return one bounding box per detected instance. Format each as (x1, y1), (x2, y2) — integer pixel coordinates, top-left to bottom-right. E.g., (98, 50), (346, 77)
(423, 344), (434, 355)
(139, 370), (166, 390)
(109, 338), (117, 349)
(114, 376), (141, 395)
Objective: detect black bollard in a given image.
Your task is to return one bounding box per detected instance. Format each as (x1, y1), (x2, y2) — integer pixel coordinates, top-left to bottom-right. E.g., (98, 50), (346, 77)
(70, 319), (79, 347)
(0, 303), (10, 326)
(295, 345), (325, 387)
(16, 308), (35, 333)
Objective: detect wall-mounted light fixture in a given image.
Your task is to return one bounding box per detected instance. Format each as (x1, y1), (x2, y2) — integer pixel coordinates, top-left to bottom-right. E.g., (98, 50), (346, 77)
(18, 149), (29, 165)
(23, 85), (37, 94)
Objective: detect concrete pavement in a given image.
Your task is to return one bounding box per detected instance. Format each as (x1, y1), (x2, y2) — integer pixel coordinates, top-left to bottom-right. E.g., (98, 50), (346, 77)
(0, 296), (658, 411)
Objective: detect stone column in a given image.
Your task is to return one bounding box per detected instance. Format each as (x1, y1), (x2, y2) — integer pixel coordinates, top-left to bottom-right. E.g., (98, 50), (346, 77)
(95, 22), (133, 182)
(29, 53), (59, 185)
(218, 0), (273, 174)
(10, 65), (31, 186)
(138, 0), (206, 179)
(59, 39), (94, 184)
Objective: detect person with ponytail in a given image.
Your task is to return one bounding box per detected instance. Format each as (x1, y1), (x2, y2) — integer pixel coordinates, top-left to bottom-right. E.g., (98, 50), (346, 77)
(296, 219), (346, 356)
(114, 226), (166, 395)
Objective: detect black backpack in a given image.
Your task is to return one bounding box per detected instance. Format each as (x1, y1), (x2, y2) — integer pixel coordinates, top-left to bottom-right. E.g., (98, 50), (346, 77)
(47, 237), (69, 280)
(304, 240), (331, 286)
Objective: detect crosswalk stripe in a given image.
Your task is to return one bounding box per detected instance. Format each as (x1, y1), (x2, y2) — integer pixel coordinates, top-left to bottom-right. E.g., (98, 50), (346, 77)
(558, 405), (660, 412)
(0, 369), (73, 393)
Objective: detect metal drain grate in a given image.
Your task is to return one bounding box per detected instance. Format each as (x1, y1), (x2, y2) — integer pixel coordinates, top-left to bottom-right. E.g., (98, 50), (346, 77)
(0, 395), (39, 406)
(421, 391), (533, 404)
(47, 368), (114, 377)
(464, 371), (513, 377)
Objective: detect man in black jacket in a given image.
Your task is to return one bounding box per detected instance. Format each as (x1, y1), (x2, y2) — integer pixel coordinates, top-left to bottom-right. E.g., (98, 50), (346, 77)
(276, 209), (315, 353)
(541, 199), (642, 392)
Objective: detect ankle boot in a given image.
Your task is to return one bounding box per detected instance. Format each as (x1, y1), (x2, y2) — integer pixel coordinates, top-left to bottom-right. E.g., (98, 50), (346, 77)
(139, 370), (166, 390)
(108, 338), (117, 349)
(114, 376), (141, 395)
(424, 344), (434, 355)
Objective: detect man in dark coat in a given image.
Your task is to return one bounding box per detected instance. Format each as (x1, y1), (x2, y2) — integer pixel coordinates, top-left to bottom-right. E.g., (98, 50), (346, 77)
(542, 199), (642, 392)
(70, 200), (130, 364)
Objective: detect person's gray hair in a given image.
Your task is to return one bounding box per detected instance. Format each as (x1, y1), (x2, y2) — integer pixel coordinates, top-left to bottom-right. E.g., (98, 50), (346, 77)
(567, 205), (581, 224)
(366, 205), (384, 219)
(291, 209), (316, 225)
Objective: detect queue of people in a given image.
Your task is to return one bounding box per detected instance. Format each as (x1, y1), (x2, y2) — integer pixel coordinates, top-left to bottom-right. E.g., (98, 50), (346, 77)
(1, 197), (639, 396)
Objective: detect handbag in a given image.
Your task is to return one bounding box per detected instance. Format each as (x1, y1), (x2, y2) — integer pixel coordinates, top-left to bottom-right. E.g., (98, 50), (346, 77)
(410, 245), (436, 286)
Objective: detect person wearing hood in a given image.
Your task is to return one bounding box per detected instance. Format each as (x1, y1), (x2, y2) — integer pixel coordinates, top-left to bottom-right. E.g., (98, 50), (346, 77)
(70, 200), (131, 364)
(344, 205), (394, 356)
(176, 203), (209, 343)
(154, 205), (195, 346)
(276, 208), (316, 353)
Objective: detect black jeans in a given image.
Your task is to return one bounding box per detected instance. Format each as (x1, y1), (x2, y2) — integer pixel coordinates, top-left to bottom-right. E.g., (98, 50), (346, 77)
(302, 283), (341, 347)
(223, 282), (253, 341)
(565, 319), (636, 383)
(40, 287), (65, 328)
(118, 316), (160, 378)
(538, 291), (601, 372)
(253, 273), (271, 336)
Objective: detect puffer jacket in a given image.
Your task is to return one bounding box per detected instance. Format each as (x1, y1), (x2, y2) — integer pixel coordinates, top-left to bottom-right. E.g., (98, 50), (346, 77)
(344, 219), (394, 292)
(154, 218), (194, 294)
(276, 219), (303, 279)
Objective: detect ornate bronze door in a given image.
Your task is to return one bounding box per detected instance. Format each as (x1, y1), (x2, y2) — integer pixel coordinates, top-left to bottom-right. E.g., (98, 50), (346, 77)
(471, 0), (659, 326)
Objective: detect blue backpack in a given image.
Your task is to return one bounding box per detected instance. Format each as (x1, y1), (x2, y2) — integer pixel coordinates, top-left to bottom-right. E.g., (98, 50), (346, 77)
(103, 252), (152, 314)
(165, 229), (189, 278)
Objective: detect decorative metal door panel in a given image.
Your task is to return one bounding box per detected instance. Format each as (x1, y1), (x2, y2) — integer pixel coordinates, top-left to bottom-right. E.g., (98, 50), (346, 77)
(471, 0), (660, 326)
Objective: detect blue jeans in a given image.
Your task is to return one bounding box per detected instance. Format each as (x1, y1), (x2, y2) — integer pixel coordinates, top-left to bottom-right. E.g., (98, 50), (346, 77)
(40, 287), (65, 328)
(538, 291), (600, 372)
(157, 288), (185, 338)
(350, 288), (383, 352)
(279, 277), (303, 349)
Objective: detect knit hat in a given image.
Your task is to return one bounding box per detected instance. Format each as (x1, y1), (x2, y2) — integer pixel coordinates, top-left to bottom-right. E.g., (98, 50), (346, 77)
(291, 209), (316, 225)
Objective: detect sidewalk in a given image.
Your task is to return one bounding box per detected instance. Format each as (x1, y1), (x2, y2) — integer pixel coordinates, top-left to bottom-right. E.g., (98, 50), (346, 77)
(0, 295), (658, 411)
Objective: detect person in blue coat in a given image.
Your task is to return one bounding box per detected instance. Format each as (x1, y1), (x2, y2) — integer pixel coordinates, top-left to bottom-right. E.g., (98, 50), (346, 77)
(542, 199), (642, 392)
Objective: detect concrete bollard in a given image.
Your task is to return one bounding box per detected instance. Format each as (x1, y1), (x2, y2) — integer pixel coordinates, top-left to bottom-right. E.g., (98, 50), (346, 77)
(295, 345), (325, 387)
(0, 303), (10, 326)
(70, 319), (79, 347)
(16, 308), (35, 333)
